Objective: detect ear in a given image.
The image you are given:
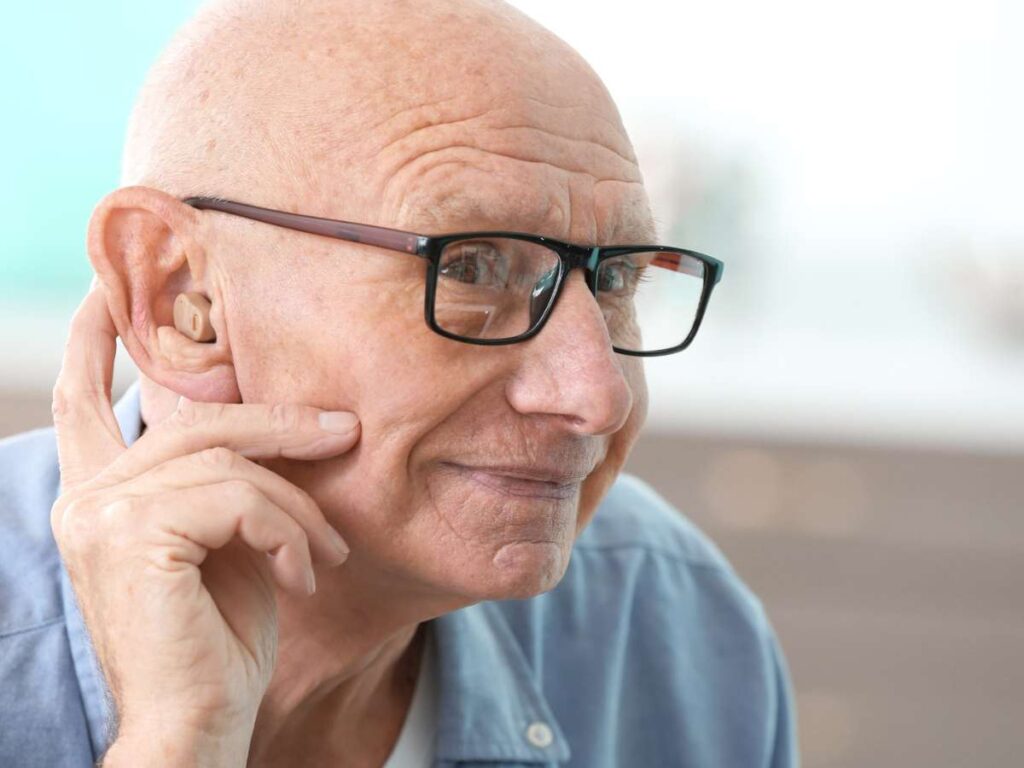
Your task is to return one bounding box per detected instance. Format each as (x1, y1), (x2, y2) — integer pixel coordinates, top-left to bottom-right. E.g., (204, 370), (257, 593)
(86, 185), (241, 403)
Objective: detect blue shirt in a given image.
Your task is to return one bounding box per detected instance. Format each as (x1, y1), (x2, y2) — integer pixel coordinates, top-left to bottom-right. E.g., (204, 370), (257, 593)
(0, 383), (799, 767)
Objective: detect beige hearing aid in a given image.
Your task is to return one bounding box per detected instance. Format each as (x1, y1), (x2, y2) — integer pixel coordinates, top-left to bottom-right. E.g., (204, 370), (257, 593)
(173, 292), (216, 342)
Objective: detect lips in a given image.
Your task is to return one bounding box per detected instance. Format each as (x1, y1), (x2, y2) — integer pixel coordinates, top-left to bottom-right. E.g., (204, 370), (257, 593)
(444, 463), (585, 500)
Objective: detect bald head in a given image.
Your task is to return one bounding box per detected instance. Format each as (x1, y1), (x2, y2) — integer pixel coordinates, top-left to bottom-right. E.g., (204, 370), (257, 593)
(90, 0), (654, 614)
(121, 0), (646, 238)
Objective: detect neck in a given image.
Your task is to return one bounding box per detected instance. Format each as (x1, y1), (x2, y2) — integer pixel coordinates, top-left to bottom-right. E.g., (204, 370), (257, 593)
(246, 552), (465, 766)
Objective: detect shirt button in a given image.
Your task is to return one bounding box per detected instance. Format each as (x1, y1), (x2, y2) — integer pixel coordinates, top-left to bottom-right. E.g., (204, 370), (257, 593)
(526, 721), (554, 748)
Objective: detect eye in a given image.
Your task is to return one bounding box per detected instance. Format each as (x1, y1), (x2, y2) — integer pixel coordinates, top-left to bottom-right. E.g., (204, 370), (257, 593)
(598, 256), (659, 296)
(596, 257), (648, 294)
(438, 241), (509, 287)
(597, 263), (625, 293)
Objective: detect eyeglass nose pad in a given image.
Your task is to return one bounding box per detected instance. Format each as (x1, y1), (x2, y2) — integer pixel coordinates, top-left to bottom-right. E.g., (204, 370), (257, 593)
(529, 266), (559, 327)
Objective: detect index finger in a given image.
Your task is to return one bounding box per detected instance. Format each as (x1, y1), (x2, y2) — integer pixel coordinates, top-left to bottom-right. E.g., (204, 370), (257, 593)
(52, 284), (127, 490)
(94, 399), (361, 486)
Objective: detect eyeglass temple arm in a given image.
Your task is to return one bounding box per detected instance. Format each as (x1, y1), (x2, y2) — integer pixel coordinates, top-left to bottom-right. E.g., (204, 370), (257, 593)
(182, 196), (429, 256)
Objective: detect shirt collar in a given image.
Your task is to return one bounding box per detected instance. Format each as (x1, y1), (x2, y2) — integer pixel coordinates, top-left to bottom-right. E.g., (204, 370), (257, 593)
(61, 381), (570, 764)
(432, 604), (571, 763)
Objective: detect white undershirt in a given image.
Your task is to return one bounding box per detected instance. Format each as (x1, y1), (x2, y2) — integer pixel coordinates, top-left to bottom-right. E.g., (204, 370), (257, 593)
(382, 626), (438, 768)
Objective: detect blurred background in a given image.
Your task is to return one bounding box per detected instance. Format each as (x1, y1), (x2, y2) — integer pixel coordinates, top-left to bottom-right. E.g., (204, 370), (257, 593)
(2, 1), (1021, 765)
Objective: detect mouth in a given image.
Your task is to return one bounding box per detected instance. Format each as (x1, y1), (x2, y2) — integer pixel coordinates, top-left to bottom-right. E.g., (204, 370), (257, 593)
(443, 462), (586, 500)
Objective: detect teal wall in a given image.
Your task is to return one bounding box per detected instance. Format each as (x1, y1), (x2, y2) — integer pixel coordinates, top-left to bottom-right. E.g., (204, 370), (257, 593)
(1, 2), (204, 305)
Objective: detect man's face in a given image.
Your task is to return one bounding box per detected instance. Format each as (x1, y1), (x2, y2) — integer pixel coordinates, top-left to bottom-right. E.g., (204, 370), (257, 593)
(205, 87), (652, 601)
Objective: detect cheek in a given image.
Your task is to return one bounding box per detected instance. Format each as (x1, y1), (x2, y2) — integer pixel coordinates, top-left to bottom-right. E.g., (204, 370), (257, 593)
(226, 264), (524, 521)
(227, 257), (425, 408)
(222, 263), (444, 524)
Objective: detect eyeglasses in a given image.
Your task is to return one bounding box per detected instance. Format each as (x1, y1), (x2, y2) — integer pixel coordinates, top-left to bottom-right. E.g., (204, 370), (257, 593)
(182, 196), (724, 356)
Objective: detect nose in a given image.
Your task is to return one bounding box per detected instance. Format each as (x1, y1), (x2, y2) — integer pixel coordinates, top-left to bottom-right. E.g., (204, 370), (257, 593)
(505, 270), (634, 436)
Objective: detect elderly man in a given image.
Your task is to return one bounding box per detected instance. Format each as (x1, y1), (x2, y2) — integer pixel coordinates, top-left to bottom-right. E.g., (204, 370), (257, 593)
(0, 0), (797, 766)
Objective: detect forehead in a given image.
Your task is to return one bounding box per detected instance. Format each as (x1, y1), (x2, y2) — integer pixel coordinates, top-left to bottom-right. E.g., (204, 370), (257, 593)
(356, 98), (656, 246)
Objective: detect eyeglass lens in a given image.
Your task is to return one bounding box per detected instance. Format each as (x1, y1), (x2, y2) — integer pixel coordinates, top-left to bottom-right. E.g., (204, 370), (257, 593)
(595, 250), (705, 352)
(433, 238), (705, 352)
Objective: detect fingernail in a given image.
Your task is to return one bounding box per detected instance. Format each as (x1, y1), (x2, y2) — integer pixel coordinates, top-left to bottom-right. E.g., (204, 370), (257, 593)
(326, 525), (350, 563)
(318, 411), (358, 434)
(306, 568), (317, 595)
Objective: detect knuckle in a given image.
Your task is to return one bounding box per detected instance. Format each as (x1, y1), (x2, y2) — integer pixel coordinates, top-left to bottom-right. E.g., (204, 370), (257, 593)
(49, 494), (75, 541)
(221, 478), (264, 509)
(50, 491), (141, 573)
(169, 398), (198, 429)
(49, 385), (69, 421)
(171, 398), (225, 429)
(289, 485), (321, 519)
(279, 512), (308, 548)
(197, 446), (239, 471)
(58, 495), (89, 535)
(89, 498), (141, 554)
(50, 382), (77, 422)
(57, 494), (117, 547)
(92, 497), (129, 526)
(268, 403), (303, 434)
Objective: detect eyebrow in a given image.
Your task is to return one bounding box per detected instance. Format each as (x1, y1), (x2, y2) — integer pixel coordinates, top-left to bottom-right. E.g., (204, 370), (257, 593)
(404, 193), (541, 234)
(406, 191), (658, 245)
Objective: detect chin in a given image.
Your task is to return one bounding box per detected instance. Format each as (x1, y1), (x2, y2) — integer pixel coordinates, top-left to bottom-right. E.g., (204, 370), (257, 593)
(469, 539), (573, 600)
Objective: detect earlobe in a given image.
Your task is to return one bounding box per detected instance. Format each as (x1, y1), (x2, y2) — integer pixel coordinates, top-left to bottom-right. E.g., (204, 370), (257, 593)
(86, 185), (240, 403)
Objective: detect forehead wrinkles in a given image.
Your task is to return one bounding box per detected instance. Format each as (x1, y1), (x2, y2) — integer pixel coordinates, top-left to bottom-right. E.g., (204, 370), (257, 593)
(368, 96), (643, 221)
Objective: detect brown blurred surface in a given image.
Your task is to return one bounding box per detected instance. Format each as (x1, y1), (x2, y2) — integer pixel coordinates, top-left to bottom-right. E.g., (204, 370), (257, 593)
(2, 391), (1022, 767)
(0, 391), (56, 438)
(625, 433), (1024, 768)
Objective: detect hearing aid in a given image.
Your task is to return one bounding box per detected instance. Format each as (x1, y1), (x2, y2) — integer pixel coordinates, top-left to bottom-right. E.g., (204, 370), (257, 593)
(173, 292), (216, 342)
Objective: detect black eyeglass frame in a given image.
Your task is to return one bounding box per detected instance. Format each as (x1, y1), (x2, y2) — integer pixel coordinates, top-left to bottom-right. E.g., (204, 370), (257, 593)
(182, 196), (725, 356)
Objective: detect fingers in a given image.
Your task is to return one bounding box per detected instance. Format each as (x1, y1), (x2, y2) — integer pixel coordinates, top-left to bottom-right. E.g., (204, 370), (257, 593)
(115, 446), (350, 566)
(97, 399), (360, 486)
(149, 481), (317, 596)
(57, 482), (319, 597)
(52, 285), (127, 489)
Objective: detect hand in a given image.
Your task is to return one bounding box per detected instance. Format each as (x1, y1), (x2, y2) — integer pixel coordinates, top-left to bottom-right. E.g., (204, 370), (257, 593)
(49, 286), (359, 765)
